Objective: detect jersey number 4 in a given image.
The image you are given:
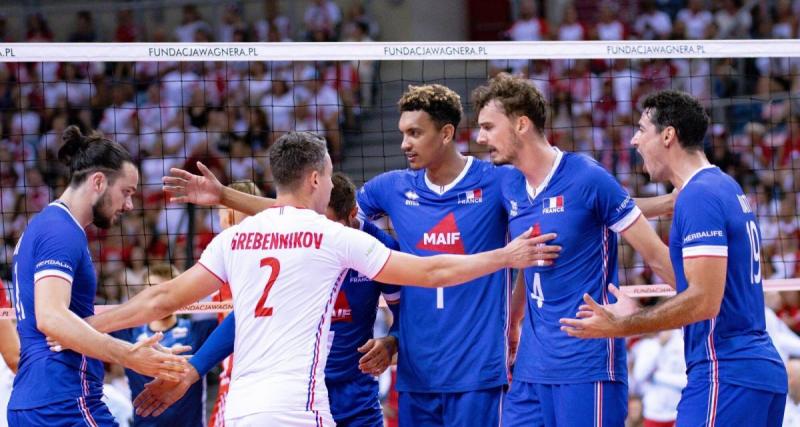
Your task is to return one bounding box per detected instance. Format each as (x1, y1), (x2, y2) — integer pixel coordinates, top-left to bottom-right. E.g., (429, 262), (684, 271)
(255, 257), (281, 317)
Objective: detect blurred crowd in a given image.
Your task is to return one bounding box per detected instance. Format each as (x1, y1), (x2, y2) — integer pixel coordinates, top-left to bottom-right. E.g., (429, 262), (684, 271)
(0, 1), (798, 424)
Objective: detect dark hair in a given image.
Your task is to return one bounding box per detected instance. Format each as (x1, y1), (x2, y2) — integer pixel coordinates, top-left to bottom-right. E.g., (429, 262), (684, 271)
(268, 131), (328, 191)
(642, 90), (710, 151)
(472, 72), (548, 133)
(328, 172), (356, 221)
(398, 84), (462, 129)
(57, 125), (133, 187)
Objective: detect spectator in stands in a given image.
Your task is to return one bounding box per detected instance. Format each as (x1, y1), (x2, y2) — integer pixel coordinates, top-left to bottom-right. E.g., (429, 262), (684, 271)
(114, 9), (139, 42)
(593, 2), (626, 40)
(174, 4), (211, 43)
(677, 0), (714, 39)
(68, 11), (97, 43)
(342, 2), (380, 41)
(634, 0), (672, 39)
(784, 359), (800, 427)
(714, 0), (753, 39)
(304, 0), (342, 41)
(555, 3), (585, 41)
(25, 13), (53, 42)
(218, 4), (248, 43)
(254, 0), (291, 42)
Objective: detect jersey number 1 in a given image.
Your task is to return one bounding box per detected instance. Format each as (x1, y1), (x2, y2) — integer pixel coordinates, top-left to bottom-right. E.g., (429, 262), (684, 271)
(255, 257), (281, 317)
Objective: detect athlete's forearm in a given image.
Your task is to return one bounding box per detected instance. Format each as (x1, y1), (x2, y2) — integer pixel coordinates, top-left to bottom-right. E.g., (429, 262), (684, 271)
(616, 287), (712, 336)
(635, 193), (675, 218)
(38, 306), (130, 365)
(88, 284), (177, 333)
(421, 249), (510, 288)
(509, 271), (527, 326)
(221, 187), (275, 216)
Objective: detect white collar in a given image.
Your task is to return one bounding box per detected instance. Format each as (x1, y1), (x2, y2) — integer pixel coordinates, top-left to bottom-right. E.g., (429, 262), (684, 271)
(424, 156), (474, 195)
(681, 164), (716, 189)
(525, 147), (563, 200)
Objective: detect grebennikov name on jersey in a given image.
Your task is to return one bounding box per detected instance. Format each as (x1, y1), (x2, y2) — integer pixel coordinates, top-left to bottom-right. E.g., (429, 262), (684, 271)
(231, 231), (324, 250)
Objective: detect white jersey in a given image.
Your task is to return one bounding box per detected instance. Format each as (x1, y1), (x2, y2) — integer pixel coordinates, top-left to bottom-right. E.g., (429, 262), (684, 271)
(633, 330), (687, 423)
(198, 206), (392, 419)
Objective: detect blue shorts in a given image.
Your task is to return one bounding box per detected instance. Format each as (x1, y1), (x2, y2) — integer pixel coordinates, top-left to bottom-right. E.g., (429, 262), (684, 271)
(501, 380), (627, 427)
(8, 396), (118, 427)
(327, 374), (383, 427)
(399, 386), (503, 427)
(676, 381), (785, 427)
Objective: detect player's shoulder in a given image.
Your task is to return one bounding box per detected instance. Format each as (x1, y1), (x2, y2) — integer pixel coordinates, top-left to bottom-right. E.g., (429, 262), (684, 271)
(563, 151), (610, 180)
(365, 168), (417, 188)
(27, 204), (86, 244)
(678, 167), (726, 201)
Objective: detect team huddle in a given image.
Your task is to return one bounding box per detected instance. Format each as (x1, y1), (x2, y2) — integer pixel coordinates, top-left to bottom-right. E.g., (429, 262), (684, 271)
(8, 74), (788, 426)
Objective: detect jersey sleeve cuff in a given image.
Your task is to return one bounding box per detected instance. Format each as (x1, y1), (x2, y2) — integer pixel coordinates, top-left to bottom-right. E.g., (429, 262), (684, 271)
(34, 269), (73, 284)
(381, 290), (401, 303)
(682, 245), (728, 258)
(198, 262), (226, 284)
(369, 250), (393, 280)
(609, 206), (642, 233)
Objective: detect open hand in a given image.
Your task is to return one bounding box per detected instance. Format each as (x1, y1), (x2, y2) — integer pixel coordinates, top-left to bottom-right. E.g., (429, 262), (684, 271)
(162, 161), (223, 206)
(134, 365), (200, 417)
(559, 285), (638, 338)
(503, 229), (560, 269)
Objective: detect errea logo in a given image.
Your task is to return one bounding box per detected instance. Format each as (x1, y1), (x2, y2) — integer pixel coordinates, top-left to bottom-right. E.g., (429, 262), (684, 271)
(404, 190), (420, 206)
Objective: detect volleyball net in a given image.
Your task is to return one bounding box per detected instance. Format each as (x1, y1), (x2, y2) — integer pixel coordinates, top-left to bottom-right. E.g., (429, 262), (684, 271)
(0, 40), (798, 317)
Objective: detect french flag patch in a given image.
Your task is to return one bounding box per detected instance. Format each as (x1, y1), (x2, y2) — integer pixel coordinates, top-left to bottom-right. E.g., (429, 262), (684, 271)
(542, 195), (565, 213)
(458, 188), (483, 204)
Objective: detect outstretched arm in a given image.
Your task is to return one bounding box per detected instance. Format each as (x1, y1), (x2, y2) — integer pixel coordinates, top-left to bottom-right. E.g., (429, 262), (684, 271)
(375, 230), (560, 287)
(36, 278), (187, 380)
(86, 264), (223, 334)
(135, 312), (237, 417)
(560, 256), (725, 338)
(163, 161), (275, 215)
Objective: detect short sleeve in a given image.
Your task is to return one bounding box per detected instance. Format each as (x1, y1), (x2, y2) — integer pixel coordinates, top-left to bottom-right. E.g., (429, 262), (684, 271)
(336, 226), (392, 280)
(357, 172), (393, 221)
(677, 191), (728, 259)
(587, 165), (641, 233)
(33, 231), (85, 284)
(198, 229), (233, 284)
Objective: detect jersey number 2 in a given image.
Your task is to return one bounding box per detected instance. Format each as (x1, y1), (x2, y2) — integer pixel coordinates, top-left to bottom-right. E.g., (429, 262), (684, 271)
(254, 257), (281, 317)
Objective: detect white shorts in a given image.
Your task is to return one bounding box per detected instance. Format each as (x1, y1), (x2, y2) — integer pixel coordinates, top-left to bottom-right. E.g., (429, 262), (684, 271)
(226, 410), (334, 427)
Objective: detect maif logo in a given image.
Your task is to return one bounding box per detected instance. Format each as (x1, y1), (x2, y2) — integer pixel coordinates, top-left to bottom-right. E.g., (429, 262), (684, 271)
(416, 213), (465, 254)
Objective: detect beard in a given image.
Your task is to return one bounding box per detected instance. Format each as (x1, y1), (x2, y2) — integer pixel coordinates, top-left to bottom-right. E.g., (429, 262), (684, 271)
(91, 190), (116, 229)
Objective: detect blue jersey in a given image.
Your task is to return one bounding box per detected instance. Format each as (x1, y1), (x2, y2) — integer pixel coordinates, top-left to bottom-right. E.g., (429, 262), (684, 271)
(114, 318), (216, 427)
(327, 220), (401, 383)
(502, 150), (640, 384)
(671, 166), (787, 394)
(358, 157), (512, 392)
(9, 201), (104, 410)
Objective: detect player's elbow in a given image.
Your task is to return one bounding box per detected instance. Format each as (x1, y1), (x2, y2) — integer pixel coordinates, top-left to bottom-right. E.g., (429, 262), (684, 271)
(3, 352), (19, 373)
(695, 297), (721, 320)
(36, 309), (62, 338)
